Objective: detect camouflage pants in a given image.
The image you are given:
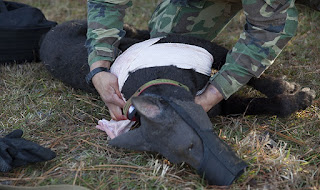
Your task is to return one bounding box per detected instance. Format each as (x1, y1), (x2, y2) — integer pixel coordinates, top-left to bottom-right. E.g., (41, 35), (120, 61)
(148, 0), (243, 41)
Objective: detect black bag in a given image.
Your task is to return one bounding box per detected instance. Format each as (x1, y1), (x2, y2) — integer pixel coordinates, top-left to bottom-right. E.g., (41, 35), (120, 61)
(0, 0), (57, 63)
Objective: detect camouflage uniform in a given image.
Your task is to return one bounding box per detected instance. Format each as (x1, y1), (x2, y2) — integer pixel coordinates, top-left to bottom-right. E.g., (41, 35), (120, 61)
(86, 0), (132, 65)
(86, 0), (299, 99)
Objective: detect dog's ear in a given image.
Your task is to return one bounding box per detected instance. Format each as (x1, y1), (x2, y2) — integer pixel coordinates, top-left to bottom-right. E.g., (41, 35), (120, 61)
(109, 128), (151, 151)
(131, 95), (163, 120)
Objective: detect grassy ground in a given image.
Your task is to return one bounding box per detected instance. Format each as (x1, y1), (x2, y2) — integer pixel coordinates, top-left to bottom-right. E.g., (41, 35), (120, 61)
(0, 0), (319, 189)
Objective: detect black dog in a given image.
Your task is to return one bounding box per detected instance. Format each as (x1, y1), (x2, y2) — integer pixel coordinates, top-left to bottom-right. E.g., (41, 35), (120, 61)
(40, 20), (315, 185)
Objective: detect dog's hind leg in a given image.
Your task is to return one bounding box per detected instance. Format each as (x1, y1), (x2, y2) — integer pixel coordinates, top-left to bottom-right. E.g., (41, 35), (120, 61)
(40, 20), (95, 93)
(119, 24), (150, 51)
(209, 88), (316, 117)
(247, 76), (301, 97)
(123, 24), (150, 40)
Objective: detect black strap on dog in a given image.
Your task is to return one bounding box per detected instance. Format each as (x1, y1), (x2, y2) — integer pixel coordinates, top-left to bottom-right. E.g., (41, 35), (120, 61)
(161, 96), (247, 186)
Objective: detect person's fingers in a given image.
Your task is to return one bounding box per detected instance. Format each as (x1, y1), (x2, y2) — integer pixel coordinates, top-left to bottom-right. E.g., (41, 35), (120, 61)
(111, 92), (126, 108)
(92, 72), (124, 104)
(108, 103), (127, 120)
(110, 112), (127, 121)
(90, 71), (127, 120)
(112, 80), (123, 99)
(107, 80), (125, 107)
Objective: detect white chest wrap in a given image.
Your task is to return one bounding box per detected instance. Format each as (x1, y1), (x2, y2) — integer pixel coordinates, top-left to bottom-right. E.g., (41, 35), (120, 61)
(110, 37), (214, 91)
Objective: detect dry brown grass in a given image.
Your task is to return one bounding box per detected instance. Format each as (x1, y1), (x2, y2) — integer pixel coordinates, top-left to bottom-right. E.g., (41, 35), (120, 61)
(0, 1), (319, 189)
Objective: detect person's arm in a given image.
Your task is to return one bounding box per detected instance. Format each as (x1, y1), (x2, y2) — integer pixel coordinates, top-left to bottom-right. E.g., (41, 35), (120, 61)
(86, 0), (132, 120)
(86, 0), (131, 65)
(196, 0), (298, 111)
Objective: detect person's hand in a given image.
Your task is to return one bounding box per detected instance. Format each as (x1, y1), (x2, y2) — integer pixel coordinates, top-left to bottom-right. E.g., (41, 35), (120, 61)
(91, 60), (127, 120)
(195, 84), (224, 112)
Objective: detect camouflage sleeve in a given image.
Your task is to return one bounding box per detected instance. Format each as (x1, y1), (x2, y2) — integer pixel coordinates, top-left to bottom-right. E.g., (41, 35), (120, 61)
(210, 0), (298, 99)
(86, 0), (132, 66)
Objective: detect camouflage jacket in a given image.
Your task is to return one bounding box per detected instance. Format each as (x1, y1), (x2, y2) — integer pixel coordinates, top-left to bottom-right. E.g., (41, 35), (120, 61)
(86, 0), (298, 99)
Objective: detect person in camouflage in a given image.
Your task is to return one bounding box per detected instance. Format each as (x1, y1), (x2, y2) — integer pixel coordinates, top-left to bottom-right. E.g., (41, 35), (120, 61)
(86, 0), (319, 120)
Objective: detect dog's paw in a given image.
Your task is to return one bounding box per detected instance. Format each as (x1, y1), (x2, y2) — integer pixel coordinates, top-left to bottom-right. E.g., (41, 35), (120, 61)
(281, 80), (301, 95)
(301, 87), (316, 98)
(276, 87), (316, 117)
(296, 87), (316, 110)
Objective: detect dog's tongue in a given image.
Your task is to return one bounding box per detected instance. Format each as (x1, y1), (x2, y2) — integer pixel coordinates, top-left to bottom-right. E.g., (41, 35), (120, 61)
(96, 119), (135, 139)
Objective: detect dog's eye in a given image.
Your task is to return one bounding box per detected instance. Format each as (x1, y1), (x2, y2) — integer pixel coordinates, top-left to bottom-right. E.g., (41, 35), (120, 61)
(188, 143), (193, 151)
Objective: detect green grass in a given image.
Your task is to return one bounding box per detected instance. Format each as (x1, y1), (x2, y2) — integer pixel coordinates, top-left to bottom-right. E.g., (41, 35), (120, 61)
(1, 1), (319, 189)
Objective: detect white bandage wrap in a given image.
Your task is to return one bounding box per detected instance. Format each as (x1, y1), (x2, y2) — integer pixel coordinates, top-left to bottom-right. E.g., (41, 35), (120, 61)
(110, 37), (214, 91)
